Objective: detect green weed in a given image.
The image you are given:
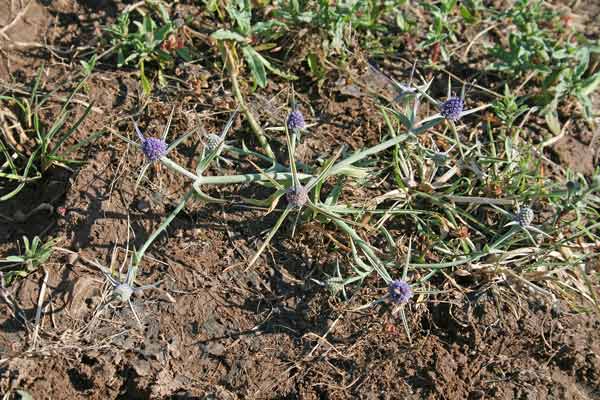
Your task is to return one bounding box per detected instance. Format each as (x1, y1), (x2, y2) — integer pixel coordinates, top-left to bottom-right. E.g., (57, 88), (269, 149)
(210, 0), (296, 88)
(0, 236), (59, 285)
(105, 3), (192, 94)
(0, 63), (100, 201)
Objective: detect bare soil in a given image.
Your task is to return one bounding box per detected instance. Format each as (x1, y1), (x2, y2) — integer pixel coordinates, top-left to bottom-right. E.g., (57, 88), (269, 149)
(1, 1), (600, 399)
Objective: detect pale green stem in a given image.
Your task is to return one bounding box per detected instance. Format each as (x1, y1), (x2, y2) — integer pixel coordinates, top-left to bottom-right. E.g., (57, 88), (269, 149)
(199, 172), (312, 185)
(326, 133), (411, 178)
(449, 121), (466, 159)
(248, 207), (292, 267)
(223, 44), (275, 160)
(161, 156), (312, 186)
(407, 227), (520, 270)
(132, 188), (195, 274)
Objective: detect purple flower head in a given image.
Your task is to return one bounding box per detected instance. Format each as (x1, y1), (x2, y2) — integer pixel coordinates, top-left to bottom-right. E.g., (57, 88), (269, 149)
(135, 123), (167, 161)
(515, 206), (534, 227)
(388, 279), (413, 304)
(440, 97), (464, 122)
(287, 109), (306, 130)
(286, 185), (308, 208)
(141, 137), (168, 161)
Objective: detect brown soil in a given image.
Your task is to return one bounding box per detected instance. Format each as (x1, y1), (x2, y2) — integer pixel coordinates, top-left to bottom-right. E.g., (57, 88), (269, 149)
(1, 1), (600, 399)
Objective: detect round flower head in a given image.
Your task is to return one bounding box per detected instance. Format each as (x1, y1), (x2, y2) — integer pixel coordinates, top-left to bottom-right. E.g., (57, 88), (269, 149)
(112, 283), (133, 302)
(566, 181), (580, 194)
(516, 206), (534, 227)
(134, 122), (167, 161)
(287, 109), (306, 131)
(440, 97), (464, 122)
(205, 133), (222, 153)
(141, 137), (168, 161)
(388, 279), (413, 304)
(431, 152), (450, 168)
(286, 185), (308, 208)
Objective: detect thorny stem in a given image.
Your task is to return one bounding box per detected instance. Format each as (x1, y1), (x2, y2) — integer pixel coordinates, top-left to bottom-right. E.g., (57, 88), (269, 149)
(132, 188), (196, 272)
(222, 43), (276, 160)
(326, 133), (411, 179)
(333, 218), (392, 283)
(161, 156), (312, 186)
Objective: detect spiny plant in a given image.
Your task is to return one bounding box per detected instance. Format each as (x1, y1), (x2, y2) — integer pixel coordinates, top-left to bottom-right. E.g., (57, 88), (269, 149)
(120, 70), (494, 311)
(116, 60), (599, 335)
(374, 81), (600, 313)
(0, 62), (100, 201)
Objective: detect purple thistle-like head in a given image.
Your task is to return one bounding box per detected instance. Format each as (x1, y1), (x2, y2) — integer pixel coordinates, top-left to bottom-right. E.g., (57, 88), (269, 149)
(141, 137), (168, 161)
(286, 185), (308, 208)
(134, 122), (167, 161)
(440, 97), (464, 122)
(287, 109), (306, 130)
(388, 279), (413, 304)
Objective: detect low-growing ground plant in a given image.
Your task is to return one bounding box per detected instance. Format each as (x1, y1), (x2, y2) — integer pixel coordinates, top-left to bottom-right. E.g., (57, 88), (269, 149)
(487, 0), (600, 121)
(109, 54), (600, 334)
(210, 0), (296, 89)
(420, 0), (459, 63)
(0, 236), (58, 285)
(104, 2), (192, 94)
(0, 64), (99, 201)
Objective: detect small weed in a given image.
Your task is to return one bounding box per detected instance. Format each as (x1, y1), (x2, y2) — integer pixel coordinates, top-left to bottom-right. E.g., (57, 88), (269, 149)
(104, 3), (192, 94)
(0, 63), (100, 201)
(0, 236), (59, 285)
(420, 0), (459, 63)
(210, 0), (295, 88)
(487, 0), (600, 120)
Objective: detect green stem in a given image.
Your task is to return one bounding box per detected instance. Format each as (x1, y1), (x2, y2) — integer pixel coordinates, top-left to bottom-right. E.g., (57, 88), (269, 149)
(223, 43), (275, 160)
(489, 226), (520, 250)
(248, 207), (292, 267)
(333, 219), (392, 282)
(327, 133), (411, 178)
(132, 188), (195, 273)
(161, 156), (312, 186)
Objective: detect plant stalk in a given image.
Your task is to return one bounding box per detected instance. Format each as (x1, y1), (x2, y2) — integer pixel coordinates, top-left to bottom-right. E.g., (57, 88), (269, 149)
(222, 43), (275, 159)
